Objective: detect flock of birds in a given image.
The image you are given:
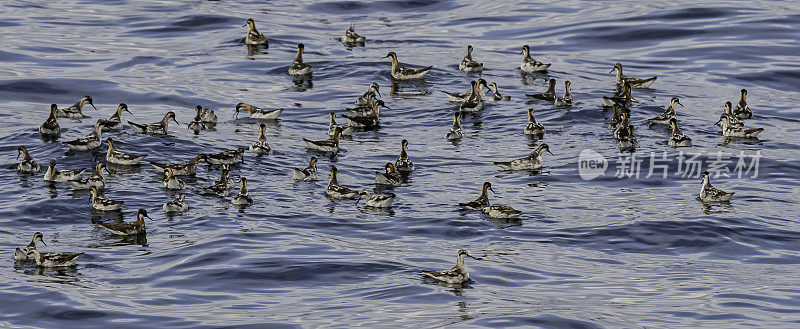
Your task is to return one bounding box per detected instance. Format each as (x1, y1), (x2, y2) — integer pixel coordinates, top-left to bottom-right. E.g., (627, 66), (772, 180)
(12, 19), (757, 285)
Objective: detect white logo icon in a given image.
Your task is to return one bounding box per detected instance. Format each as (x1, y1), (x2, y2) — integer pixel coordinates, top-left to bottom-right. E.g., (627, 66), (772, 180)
(579, 149), (607, 180)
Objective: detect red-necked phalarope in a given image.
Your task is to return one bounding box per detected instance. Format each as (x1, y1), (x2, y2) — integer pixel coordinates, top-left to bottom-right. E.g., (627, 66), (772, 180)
(526, 78), (556, 101)
(203, 168), (231, 197)
(328, 112), (354, 137)
(163, 194), (189, 212)
(395, 139), (414, 172)
(326, 165), (359, 200)
(483, 204), (522, 219)
(345, 99), (387, 118)
(244, 18), (268, 46)
(106, 139), (147, 165)
(668, 118), (692, 147)
(700, 171), (734, 202)
(16, 146), (41, 174)
(720, 101), (744, 129)
(29, 249), (83, 268)
(610, 62), (657, 89)
(91, 186), (123, 211)
(198, 105), (217, 124)
(459, 182), (493, 209)
(615, 125), (638, 152)
(459, 45), (483, 73)
(129, 111), (179, 135)
(375, 163), (402, 186)
(488, 82), (510, 101)
(355, 83), (381, 107)
(520, 45), (551, 73)
(98, 103), (131, 132)
(385, 52), (432, 80)
(446, 112), (464, 140)
(357, 190), (395, 208)
(524, 108), (545, 135)
(719, 115), (763, 138)
(293, 156), (318, 181)
(232, 177), (253, 206)
(14, 232), (44, 262)
(151, 155), (206, 176)
(648, 97), (682, 125)
(553, 80), (573, 106)
(235, 103), (284, 120)
(57, 95), (97, 119)
(99, 208), (151, 236)
(207, 148), (245, 166)
(305, 126), (342, 153)
(162, 168), (185, 190)
(343, 101), (386, 128)
(422, 249), (470, 285)
(39, 104), (60, 136)
(494, 143), (553, 171)
(71, 163), (106, 190)
(44, 159), (85, 182)
(608, 106), (625, 130)
(288, 43), (312, 76)
(341, 22), (366, 44)
(249, 123), (272, 155)
(603, 81), (634, 108)
(459, 81), (483, 112)
(63, 120), (103, 151)
(187, 106), (206, 132)
(443, 79), (487, 102)
(733, 89), (752, 120)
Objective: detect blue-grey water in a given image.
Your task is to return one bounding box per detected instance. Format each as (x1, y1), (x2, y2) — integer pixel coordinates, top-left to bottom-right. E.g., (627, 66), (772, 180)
(2, 0), (800, 328)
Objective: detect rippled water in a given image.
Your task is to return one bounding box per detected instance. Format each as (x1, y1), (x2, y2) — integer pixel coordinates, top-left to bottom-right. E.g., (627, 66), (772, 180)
(2, 0), (800, 327)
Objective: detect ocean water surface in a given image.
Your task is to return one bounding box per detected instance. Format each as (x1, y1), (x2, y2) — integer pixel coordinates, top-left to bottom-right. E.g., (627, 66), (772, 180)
(1, 0), (800, 327)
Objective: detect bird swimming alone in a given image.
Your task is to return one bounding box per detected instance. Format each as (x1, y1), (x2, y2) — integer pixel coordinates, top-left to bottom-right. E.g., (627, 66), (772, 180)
(422, 249), (471, 285)
(648, 97), (682, 125)
(341, 22), (365, 44)
(610, 62), (657, 89)
(526, 78), (556, 101)
(524, 108), (545, 136)
(292, 156), (318, 181)
(28, 249), (83, 268)
(445, 112), (465, 140)
(385, 51), (432, 80)
(668, 118), (692, 147)
(129, 111), (179, 135)
(16, 146), (40, 174)
(459, 182), (493, 209)
(98, 208), (151, 236)
(249, 123), (272, 155)
(98, 103), (132, 132)
(482, 204), (523, 219)
(493, 143), (553, 171)
(235, 103), (283, 120)
(106, 139), (147, 166)
(305, 126), (342, 153)
(163, 194), (189, 213)
(151, 155), (206, 176)
(231, 177), (254, 206)
(90, 186), (123, 211)
(459, 45), (483, 73)
(44, 159), (85, 182)
(63, 120), (103, 151)
(39, 104), (60, 136)
(520, 45), (551, 73)
(700, 171), (734, 202)
(243, 18), (268, 46)
(288, 43), (312, 75)
(56, 95), (97, 119)
(394, 139), (414, 172)
(553, 80), (573, 106)
(326, 165), (359, 200)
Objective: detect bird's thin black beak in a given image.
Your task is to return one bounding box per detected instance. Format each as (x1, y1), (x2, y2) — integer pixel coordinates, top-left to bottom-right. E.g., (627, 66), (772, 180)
(677, 101), (684, 107)
(90, 104), (99, 111)
(375, 90), (382, 98)
(547, 150), (554, 156)
(609, 68), (615, 74)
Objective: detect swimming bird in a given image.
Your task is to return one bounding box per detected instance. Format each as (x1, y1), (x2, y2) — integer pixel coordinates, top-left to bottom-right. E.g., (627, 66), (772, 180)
(488, 82), (511, 101)
(305, 126), (342, 153)
(553, 80), (573, 106)
(648, 97), (682, 124)
(700, 171), (734, 202)
(719, 101), (744, 130)
(608, 105), (625, 130)
(610, 62), (657, 89)
(385, 51), (432, 80)
(14, 232), (44, 262)
(355, 83), (381, 107)
(90, 186), (123, 211)
(494, 144), (553, 171)
(151, 155), (206, 176)
(16, 146), (40, 174)
(357, 190), (395, 208)
(71, 163), (106, 190)
(105, 139), (147, 165)
(97, 103), (131, 132)
(44, 159), (85, 182)
(231, 177), (254, 206)
(668, 118), (692, 147)
(198, 105), (217, 124)
(343, 101), (384, 128)
(459, 182), (493, 209)
(443, 79), (488, 102)
(520, 45), (551, 73)
(526, 78), (556, 101)
(733, 88), (752, 120)
(524, 108), (545, 135)
(459, 81), (484, 112)
(202, 168), (231, 197)
(328, 112), (354, 137)
(326, 165), (359, 200)
(162, 168), (185, 190)
(63, 120), (103, 151)
(615, 125), (638, 151)
(243, 18), (268, 46)
(235, 103), (284, 120)
(459, 45), (483, 73)
(482, 204), (523, 219)
(249, 123), (272, 155)
(163, 194), (189, 213)
(28, 249), (83, 268)
(445, 112), (465, 140)
(395, 139), (414, 172)
(187, 106), (207, 132)
(39, 104), (61, 136)
(56, 95), (97, 119)
(341, 22), (365, 44)
(129, 111), (179, 135)
(288, 43), (312, 75)
(603, 81), (634, 108)
(206, 148), (245, 166)
(375, 163), (402, 186)
(292, 156), (318, 181)
(422, 249), (471, 285)
(719, 115), (763, 138)
(345, 99), (387, 119)
(98, 208), (151, 236)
